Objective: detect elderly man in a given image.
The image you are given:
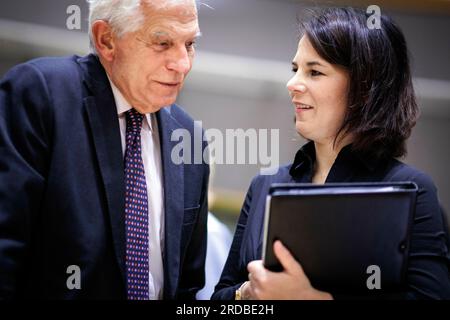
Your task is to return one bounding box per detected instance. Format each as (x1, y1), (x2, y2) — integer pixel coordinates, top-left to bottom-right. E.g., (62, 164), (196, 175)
(0, 0), (208, 300)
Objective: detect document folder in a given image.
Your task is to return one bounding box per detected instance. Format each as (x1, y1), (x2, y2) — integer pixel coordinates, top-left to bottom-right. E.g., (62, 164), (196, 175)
(262, 182), (418, 293)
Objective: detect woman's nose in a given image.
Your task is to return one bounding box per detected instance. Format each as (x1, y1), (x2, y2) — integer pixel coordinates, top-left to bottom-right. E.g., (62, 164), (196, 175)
(287, 75), (307, 94)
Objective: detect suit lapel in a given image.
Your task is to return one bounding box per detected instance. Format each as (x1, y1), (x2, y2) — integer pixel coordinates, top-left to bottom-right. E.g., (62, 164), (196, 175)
(78, 55), (186, 298)
(79, 55), (127, 287)
(157, 107), (184, 299)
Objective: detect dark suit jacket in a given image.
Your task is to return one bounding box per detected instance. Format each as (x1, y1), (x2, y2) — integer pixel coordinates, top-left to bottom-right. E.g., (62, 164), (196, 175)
(0, 54), (209, 299)
(212, 142), (450, 300)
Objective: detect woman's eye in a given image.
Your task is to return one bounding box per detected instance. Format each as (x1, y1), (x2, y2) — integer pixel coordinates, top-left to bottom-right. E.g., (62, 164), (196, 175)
(292, 68), (298, 73)
(311, 70), (323, 76)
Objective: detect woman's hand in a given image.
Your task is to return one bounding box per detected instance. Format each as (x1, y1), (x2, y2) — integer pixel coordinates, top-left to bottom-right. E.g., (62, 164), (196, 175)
(244, 240), (333, 300)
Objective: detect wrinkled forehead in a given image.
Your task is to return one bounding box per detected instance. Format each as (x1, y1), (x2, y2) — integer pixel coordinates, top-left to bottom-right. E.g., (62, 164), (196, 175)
(144, 0), (198, 17)
(140, 0), (199, 36)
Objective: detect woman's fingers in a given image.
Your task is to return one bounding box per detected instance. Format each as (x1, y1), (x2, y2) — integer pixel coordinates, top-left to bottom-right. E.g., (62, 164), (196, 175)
(273, 240), (305, 276)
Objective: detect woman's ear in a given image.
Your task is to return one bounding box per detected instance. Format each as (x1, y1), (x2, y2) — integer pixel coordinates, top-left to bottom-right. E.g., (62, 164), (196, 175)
(91, 20), (115, 61)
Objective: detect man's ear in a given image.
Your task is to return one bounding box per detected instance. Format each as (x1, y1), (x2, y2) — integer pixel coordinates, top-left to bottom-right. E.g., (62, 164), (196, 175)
(91, 20), (115, 61)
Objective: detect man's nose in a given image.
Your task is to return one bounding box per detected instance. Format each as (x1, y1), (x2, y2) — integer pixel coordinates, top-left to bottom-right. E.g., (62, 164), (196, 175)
(167, 47), (192, 74)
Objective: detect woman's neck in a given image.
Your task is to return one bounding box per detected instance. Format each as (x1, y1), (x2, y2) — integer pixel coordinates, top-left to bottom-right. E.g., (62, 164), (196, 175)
(312, 136), (353, 184)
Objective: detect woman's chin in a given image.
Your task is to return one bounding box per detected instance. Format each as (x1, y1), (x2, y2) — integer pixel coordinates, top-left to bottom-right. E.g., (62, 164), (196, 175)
(295, 125), (311, 141)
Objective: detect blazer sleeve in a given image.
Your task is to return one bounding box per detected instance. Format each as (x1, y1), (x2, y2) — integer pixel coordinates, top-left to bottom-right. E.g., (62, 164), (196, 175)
(211, 176), (258, 300)
(405, 171), (450, 299)
(0, 63), (53, 299)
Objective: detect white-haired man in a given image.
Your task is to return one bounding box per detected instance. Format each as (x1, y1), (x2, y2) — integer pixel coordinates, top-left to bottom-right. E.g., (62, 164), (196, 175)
(0, 0), (209, 300)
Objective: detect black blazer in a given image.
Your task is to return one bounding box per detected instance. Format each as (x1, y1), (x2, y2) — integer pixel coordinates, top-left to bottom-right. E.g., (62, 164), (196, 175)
(0, 54), (209, 299)
(212, 142), (450, 300)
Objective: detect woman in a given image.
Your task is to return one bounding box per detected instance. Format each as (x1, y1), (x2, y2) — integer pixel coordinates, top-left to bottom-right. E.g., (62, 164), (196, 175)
(212, 7), (450, 300)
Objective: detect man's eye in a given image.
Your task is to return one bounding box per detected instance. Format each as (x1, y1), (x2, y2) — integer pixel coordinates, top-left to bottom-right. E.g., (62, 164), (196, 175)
(186, 41), (196, 50)
(149, 40), (171, 50)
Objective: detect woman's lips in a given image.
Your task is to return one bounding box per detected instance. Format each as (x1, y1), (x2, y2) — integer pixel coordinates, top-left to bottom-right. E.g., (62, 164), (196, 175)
(294, 102), (314, 112)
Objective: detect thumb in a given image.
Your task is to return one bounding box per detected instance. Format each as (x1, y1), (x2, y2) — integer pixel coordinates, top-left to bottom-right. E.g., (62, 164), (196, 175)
(273, 240), (304, 275)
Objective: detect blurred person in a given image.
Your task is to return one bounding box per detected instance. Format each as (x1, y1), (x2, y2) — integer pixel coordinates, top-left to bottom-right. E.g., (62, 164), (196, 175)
(196, 213), (232, 300)
(196, 159), (233, 300)
(0, 0), (209, 300)
(212, 7), (450, 300)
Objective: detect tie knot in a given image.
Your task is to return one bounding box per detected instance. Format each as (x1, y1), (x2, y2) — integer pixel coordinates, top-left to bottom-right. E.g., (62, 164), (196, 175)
(126, 109), (144, 132)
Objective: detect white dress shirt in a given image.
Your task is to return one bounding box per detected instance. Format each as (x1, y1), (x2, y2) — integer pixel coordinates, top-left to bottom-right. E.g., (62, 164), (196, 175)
(108, 78), (165, 300)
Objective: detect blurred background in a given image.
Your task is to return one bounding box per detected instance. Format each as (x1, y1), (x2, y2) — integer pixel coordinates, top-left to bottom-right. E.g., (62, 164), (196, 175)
(1, 0), (449, 230)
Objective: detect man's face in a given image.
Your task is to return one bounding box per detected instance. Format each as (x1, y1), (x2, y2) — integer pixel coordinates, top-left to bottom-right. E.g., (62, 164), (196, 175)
(107, 0), (200, 114)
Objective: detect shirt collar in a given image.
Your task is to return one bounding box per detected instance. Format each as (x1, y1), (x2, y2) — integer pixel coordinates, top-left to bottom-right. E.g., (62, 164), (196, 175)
(289, 141), (379, 180)
(289, 141), (315, 178)
(107, 76), (154, 133)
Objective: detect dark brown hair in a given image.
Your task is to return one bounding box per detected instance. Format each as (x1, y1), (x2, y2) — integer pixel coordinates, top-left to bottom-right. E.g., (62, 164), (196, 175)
(301, 7), (418, 160)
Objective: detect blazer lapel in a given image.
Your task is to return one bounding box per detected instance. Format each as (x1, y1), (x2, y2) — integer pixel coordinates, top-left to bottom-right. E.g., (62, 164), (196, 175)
(157, 107), (184, 299)
(79, 55), (127, 286)
(256, 169), (296, 257)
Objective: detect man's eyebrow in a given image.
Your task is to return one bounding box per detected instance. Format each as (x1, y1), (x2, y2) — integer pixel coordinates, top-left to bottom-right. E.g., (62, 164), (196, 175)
(149, 31), (170, 39)
(149, 30), (202, 40)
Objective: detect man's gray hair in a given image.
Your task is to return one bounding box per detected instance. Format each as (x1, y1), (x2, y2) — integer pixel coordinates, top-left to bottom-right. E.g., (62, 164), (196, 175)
(87, 0), (198, 54)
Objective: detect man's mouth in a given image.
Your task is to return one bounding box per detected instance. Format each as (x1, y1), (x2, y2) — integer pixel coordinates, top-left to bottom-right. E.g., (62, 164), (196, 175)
(156, 81), (181, 88)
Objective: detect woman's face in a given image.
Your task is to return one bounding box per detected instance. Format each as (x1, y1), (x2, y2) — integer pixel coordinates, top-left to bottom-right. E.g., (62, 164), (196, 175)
(287, 36), (350, 145)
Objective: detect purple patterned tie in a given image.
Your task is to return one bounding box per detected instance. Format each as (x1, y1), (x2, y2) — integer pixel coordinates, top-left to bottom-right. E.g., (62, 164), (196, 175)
(124, 109), (149, 300)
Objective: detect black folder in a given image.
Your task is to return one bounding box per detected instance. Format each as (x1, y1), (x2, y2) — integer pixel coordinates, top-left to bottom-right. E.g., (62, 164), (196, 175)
(262, 182), (418, 294)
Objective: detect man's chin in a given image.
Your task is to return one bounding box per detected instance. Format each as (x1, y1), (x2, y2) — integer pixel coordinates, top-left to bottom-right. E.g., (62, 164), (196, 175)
(135, 99), (177, 114)
(133, 105), (161, 114)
